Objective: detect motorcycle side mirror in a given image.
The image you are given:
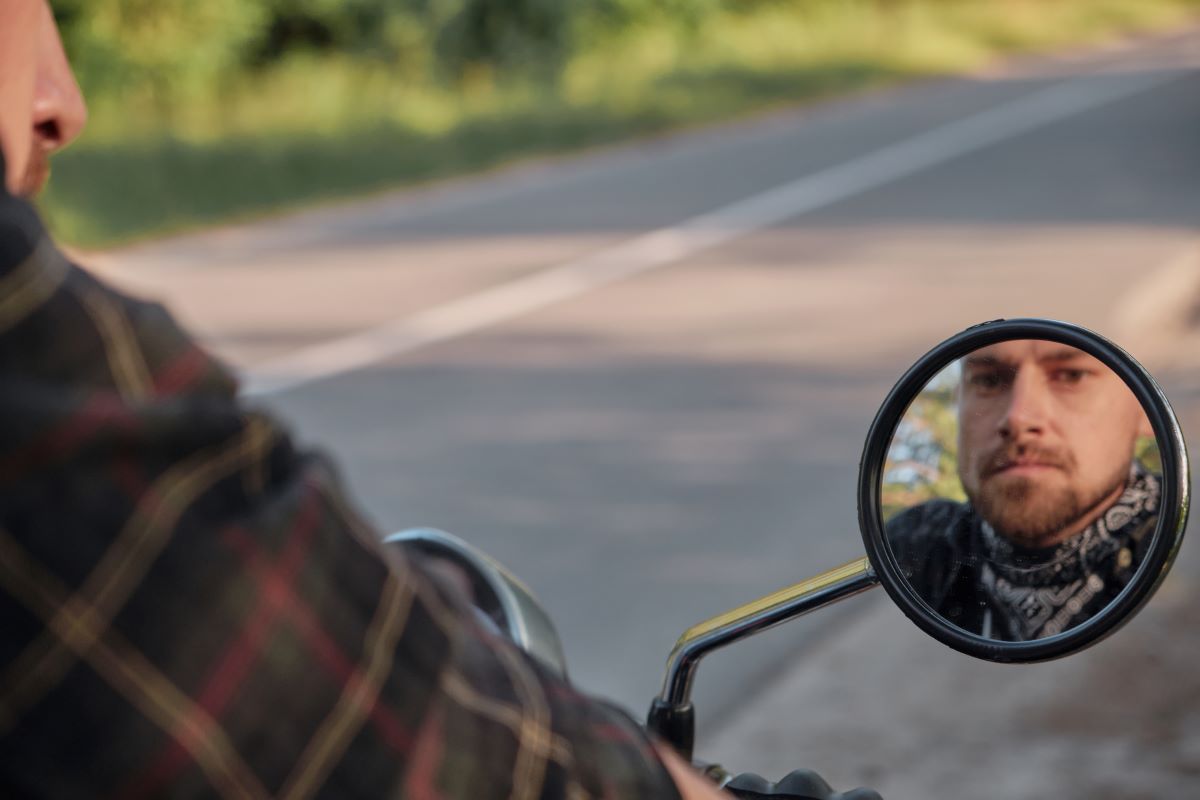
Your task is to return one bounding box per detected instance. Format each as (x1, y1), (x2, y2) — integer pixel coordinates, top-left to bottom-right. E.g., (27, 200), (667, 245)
(649, 318), (1189, 760)
(860, 318), (1188, 660)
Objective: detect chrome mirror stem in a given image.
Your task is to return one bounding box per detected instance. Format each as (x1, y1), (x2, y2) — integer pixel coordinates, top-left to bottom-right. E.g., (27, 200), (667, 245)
(648, 557), (878, 758)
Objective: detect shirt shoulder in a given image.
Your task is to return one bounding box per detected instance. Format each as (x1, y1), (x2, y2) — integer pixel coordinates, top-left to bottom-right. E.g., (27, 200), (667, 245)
(884, 499), (978, 602)
(0, 197), (680, 799)
(886, 500), (973, 558)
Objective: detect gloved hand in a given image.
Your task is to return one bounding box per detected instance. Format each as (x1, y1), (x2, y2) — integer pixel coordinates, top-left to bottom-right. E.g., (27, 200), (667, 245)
(722, 769), (882, 800)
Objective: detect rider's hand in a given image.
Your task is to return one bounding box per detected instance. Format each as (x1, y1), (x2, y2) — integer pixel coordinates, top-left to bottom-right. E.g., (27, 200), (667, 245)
(657, 748), (881, 800)
(723, 769), (882, 800)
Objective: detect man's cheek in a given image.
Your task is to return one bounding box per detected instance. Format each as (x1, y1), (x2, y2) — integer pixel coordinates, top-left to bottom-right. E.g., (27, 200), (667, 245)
(0, 28), (38, 192)
(0, 84), (34, 192)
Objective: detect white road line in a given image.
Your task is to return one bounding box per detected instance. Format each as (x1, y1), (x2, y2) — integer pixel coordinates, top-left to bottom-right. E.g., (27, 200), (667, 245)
(243, 69), (1182, 396)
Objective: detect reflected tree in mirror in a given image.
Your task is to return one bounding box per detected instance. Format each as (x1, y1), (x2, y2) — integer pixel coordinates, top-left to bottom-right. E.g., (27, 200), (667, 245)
(1136, 434), (1162, 474)
(882, 363), (964, 521)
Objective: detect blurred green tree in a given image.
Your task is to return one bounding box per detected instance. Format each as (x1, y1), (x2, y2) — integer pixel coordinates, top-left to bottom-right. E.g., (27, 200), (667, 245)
(434, 0), (572, 81)
(52, 0), (738, 100)
(882, 377), (966, 520)
(53, 0), (271, 104)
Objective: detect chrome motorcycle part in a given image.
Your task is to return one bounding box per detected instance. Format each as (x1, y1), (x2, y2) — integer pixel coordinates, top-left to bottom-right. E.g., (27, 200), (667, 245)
(384, 527), (568, 678)
(648, 557), (877, 759)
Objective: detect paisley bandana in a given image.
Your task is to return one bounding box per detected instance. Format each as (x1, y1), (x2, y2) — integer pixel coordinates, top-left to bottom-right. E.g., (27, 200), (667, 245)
(977, 464), (1160, 641)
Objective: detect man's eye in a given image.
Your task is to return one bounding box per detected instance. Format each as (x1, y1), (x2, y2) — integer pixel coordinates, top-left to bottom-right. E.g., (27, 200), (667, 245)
(968, 372), (1006, 391)
(1052, 368), (1088, 384)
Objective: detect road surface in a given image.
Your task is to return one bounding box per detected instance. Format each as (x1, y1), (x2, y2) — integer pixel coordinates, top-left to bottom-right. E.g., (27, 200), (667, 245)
(88, 23), (1200, 773)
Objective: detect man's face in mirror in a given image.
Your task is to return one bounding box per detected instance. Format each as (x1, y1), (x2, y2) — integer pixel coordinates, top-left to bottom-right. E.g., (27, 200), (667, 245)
(956, 340), (1152, 548)
(0, 0), (87, 197)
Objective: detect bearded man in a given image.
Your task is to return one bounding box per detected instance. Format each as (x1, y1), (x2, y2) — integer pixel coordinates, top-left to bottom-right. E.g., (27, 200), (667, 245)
(886, 339), (1159, 641)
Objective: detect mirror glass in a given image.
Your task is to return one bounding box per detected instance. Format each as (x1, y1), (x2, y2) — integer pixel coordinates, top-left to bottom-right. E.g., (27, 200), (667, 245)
(882, 339), (1161, 642)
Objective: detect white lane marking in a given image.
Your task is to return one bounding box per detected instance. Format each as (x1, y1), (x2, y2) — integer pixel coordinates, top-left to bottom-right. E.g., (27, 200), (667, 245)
(243, 69), (1181, 396)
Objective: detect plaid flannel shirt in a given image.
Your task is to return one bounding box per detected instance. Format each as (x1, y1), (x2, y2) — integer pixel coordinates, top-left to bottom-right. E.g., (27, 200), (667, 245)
(0, 166), (681, 799)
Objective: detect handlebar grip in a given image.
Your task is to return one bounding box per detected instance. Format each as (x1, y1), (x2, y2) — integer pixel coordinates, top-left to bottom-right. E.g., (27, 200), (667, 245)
(724, 769), (882, 800)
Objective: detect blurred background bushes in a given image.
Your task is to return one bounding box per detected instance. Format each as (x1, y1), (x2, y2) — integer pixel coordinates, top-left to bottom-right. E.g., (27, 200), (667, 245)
(42, 0), (1200, 247)
(52, 0), (691, 98)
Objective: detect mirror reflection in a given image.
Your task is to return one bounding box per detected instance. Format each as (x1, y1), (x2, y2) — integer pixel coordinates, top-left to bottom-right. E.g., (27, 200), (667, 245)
(883, 339), (1161, 642)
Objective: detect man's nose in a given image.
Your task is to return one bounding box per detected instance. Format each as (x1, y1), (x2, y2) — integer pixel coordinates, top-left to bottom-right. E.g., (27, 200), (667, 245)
(33, 4), (87, 153)
(998, 370), (1049, 440)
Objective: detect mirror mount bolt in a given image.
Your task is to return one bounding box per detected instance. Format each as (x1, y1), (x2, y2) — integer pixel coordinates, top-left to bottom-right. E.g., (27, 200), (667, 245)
(646, 698), (695, 761)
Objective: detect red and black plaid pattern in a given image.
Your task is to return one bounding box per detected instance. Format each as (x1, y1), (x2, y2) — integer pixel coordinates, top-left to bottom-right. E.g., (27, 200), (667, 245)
(0, 180), (681, 799)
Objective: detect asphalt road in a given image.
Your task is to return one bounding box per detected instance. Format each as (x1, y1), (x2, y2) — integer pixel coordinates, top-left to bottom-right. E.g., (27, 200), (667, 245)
(90, 23), (1200, 754)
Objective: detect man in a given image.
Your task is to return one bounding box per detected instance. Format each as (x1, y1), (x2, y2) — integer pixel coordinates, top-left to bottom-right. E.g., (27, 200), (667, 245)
(1, 2), (878, 797)
(888, 339), (1160, 642)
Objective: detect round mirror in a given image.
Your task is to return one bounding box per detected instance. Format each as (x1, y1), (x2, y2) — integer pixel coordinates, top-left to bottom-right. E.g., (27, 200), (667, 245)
(859, 319), (1189, 662)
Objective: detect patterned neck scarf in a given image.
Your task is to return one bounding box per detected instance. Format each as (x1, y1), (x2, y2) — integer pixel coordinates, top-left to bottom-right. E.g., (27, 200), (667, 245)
(976, 465), (1160, 641)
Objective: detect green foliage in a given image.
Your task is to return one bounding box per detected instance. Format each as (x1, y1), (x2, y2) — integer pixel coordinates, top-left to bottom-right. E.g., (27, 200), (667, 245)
(41, 0), (1200, 245)
(1136, 435), (1162, 474)
(585, 0), (719, 29)
(434, 0), (574, 80)
(249, 0), (439, 76)
(50, 0), (752, 103)
(53, 0), (270, 103)
(882, 385), (967, 521)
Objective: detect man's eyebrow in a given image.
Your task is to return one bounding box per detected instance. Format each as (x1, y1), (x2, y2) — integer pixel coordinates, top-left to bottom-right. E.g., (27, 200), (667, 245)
(1037, 347), (1091, 364)
(962, 354), (1012, 369)
(963, 347), (1092, 369)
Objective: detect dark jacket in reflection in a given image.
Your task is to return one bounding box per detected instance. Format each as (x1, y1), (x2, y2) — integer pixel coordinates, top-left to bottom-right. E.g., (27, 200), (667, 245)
(885, 468), (1160, 642)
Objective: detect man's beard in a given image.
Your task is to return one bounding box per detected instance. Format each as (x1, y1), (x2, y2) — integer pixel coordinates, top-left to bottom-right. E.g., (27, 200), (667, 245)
(17, 144), (50, 198)
(967, 444), (1128, 548)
